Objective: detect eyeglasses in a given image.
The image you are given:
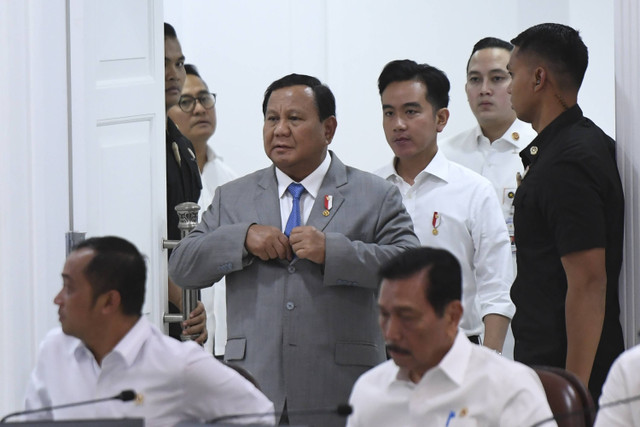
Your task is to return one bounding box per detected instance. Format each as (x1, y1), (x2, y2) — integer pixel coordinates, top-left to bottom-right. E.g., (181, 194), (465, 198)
(177, 92), (217, 113)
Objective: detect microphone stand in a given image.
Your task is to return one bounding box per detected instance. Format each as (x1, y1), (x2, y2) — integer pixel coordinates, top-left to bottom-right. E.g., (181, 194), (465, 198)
(0, 390), (137, 423)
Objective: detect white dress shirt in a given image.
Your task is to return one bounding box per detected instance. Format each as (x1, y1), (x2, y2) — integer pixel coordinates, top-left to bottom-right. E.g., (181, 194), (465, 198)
(197, 146), (237, 356)
(347, 330), (556, 427)
(275, 153), (332, 229)
(24, 317), (274, 426)
(375, 151), (514, 336)
(595, 344), (640, 427)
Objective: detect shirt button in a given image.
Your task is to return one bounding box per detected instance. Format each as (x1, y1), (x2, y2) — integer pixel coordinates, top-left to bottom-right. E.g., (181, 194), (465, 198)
(288, 265), (296, 274)
(286, 302), (295, 310)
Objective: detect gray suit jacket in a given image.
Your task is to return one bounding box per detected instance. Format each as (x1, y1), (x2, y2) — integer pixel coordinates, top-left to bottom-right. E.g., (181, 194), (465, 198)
(169, 152), (418, 426)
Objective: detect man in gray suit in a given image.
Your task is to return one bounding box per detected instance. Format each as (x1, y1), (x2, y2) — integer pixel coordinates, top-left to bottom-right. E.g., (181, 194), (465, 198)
(169, 73), (419, 426)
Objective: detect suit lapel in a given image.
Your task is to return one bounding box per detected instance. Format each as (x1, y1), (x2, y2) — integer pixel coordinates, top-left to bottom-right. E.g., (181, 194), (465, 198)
(255, 166), (282, 228)
(307, 152), (347, 232)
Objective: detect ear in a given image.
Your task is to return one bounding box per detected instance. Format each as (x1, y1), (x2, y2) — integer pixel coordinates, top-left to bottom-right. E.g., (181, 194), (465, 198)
(533, 67), (546, 92)
(435, 108), (450, 133)
(322, 116), (338, 145)
(444, 300), (463, 332)
(98, 290), (122, 315)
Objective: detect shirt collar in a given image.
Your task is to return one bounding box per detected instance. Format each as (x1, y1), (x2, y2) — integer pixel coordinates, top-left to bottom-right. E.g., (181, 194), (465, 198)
(422, 150), (450, 184)
(390, 329), (471, 387)
(72, 336), (90, 361)
(380, 150), (450, 185)
(520, 104), (583, 168)
(435, 329), (473, 386)
(503, 119), (534, 151)
(110, 316), (151, 367)
(472, 124), (485, 144)
(275, 152), (332, 199)
(73, 316), (150, 368)
(376, 159), (400, 181)
(206, 144), (219, 162)
(473, 120), (532, 151)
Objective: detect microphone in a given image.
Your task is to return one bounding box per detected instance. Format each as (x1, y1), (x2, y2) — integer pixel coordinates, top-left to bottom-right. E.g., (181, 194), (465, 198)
(528, 392), (640, 427)
(0, 389), (138, 423)
(207, 403), (352, 424)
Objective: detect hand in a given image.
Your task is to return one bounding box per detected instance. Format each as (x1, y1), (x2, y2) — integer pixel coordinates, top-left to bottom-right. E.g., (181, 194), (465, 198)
(289, 226), (325, 264)
(183, 301), (208, 345)
(245, 224), (293, 261)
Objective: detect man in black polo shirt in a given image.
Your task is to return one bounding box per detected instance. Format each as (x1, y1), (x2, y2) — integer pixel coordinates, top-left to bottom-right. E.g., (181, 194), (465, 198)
(165, 23), (202, 243)
(164, 23), (205, 342)
(507, 23), (624, 402)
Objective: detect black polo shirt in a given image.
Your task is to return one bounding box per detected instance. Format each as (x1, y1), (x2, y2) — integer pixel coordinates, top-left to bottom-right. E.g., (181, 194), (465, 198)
(166, 117), (202, 242)
(511, 105), (624, 401)
(166, 117), (202, 339)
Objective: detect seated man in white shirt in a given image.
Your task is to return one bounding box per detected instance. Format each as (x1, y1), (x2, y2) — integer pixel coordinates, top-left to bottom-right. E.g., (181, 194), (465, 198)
(375, 59), (514, 353)
(24, 236), (274, 426)
(346, 247), (556, 427)
(594, 344), (640, 426)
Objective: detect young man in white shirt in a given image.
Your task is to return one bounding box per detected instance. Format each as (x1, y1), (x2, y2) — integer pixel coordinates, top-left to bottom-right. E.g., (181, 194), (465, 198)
(440, 38), (537, 358)
(441, 37), (536, 232)
(374, 59), (513, 353)
(346, 247), (555, 427)
(24, 236), (274, 426)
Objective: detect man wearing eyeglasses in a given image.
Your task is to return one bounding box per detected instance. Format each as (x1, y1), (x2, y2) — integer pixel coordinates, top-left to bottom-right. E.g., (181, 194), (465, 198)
(164, 23), (206, 343)
(169, 64), (237, 357)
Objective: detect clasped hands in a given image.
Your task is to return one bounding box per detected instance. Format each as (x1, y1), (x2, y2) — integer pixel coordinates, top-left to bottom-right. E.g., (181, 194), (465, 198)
(245, 224), (325, 264)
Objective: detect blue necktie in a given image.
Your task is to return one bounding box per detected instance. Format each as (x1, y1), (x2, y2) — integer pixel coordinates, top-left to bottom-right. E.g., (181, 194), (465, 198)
(284, 183), (305, 237)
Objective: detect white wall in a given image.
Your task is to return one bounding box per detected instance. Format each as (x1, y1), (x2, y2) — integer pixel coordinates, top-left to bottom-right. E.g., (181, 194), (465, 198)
(164, 0), (614, 177)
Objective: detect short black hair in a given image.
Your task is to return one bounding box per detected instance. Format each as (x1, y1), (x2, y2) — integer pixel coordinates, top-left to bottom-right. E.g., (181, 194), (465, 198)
(184, 64), (201, 78)
(511, 23), (588, 90)
(466, 37), (513, 72)
(184, 64), (210, 91)
(378, 60), (450, 111)
(74, 236), (146, 316)
(164, 22), (178, 40)
(262, 73), (336, 121)
(379, 247), (462, 317)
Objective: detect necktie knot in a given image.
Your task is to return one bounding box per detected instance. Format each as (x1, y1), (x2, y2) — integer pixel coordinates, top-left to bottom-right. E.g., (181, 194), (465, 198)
(287, 183), (305, 199)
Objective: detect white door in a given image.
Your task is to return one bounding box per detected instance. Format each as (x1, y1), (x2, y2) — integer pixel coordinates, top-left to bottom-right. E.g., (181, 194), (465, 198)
(68, 0), (168, 326)
(0, 0), (168, 417)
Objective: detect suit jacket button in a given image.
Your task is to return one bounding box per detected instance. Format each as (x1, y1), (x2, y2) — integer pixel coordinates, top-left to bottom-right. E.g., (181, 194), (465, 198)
(286, 301), (295, 310)
(288, 265), (296, 274)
